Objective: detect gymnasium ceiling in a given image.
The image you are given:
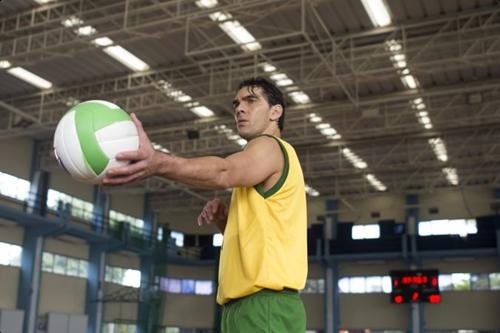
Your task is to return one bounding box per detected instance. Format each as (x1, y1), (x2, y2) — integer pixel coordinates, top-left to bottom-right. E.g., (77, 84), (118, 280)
(1, 0), (500, 213)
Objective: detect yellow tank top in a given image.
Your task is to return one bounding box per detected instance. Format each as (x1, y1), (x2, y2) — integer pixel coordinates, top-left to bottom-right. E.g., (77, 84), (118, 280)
(216, 135), (308, 305)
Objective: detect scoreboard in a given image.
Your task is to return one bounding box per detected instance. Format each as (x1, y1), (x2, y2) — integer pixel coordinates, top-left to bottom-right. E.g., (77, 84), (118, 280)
(390, 270), (441, 304)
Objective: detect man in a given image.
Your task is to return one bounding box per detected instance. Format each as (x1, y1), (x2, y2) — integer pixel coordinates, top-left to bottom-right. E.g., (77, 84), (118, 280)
(104, 77), (308, 332)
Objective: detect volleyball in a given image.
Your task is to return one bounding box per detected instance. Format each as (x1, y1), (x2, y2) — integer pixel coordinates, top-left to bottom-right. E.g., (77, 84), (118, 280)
(53, 100), (139, 184)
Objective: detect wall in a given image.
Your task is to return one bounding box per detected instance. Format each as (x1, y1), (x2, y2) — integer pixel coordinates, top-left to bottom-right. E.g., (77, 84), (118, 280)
(0, 266), (20, 309)
(0, 137), (33, 179)
(38, 272), (87, 315)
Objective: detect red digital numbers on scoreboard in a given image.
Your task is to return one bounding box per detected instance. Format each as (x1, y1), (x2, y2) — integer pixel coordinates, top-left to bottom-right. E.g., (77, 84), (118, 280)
(390, 270), (441, 304)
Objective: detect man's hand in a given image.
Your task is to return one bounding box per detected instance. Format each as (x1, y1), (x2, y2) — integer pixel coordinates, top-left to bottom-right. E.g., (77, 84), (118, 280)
(197, 198), (228, 234)
(103, 113), (160, 185)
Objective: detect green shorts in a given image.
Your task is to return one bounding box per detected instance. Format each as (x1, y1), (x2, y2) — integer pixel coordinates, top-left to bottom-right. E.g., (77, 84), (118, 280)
(221, 288), (306, 333)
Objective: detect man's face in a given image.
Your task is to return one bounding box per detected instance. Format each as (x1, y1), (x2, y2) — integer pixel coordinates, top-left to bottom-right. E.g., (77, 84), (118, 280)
(232, 86), (273, 140)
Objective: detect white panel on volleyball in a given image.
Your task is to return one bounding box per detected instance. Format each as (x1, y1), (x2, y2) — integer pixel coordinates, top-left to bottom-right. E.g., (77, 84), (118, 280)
(94, 120), (139, 171)
(53, 111), (96, 182)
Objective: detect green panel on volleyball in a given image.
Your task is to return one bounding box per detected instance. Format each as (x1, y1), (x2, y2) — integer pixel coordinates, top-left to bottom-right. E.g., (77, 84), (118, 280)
(74, 101), (131, 175)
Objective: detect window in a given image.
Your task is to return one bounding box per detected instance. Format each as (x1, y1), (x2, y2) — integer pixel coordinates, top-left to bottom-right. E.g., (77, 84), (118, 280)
(0, 171), (30, 201)
(171, 231), (184, 247)
(366, 276), (383, 292)
(418, 219), (477, 237)
(303, 279), (318, 293)
(213, 233), (223, 247)
(47, 189), (94, 221)
(195, 280), (213, 295)
(54, 254), (67, 274)
(349, 277), (366, 293)
(451, 273), (470, 291)
(470, 273), (489, 290)
(0, 242), (22, 267)
(167, 278), (182, 293)
(42, 252), (88, 278)
(102, 323), (137, 333)
(105, 265), (141, 288)
(352, 224), (380, 240)
(489, 273), (500, 290)
(165, 328), (180, 333)
(438, 274), (452, 291)
(181, 279), (195, 294)
(109, 210), (144, 230)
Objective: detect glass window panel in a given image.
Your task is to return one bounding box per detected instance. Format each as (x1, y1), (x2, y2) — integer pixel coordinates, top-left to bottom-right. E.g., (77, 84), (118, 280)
(366, 276), (383, 292)
(418, 221), (432, 236)
(451, 273), (470, 291)
(123, 269), (141, 288)
(105, 266), (113, 282)
(42, 252), (54, 272)
(171, 232), (184, 247)
(79, 260), (89, 278)
(167, 278), (181, 293)
(303, 279), (317, 293)
(470, 273), (489, 290)
(166, 328), (180, 333)
(160, 277), (169, 292)
(349, 277), (366, 293)
(8, 244), (22, 267)
(181, 279), (195, 294)
(66, 258), (79, 277)
(53, 254), (67, 274)
(0, 243), (10, 265)
(489, 273), (500, 290)
(338, 278), (349, 293)
(213, 233), (223, 247)
(317, 278), (325, 293)
(382, 276), (392, 293)
(438, 274), (452, 291)
(195, 280), (213, 295)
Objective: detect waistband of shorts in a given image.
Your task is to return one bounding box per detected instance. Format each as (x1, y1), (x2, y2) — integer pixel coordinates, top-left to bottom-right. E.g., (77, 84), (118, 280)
(224, 288), (298, 306)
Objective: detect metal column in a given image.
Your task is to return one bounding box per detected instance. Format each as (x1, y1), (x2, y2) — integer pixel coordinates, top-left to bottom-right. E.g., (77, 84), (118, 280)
(406, 194), (424, 333)
(18, 140), (50, 333)
(324, 199), (339, 333)
(138, 193), (155, 333)
(85, 186), (109, 333)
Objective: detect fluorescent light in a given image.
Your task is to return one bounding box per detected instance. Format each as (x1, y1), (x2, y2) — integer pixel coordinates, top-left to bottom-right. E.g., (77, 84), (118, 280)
(365, 173), (387, 191)
(34, 0), (55, 4)
(332, 134), (342, 140)
(289, 91), (311, 104)
(195, 0), (218, 8)
(219, 20), (261, 52)
(76, 26), (96, 36)
(309, 116), (322, 123)
(0, 60), (11, 69)
(62, 16), (83, 28)
(320, 128), (337, 136)
(93, 37), (114, 47)
(315, 123), (331, 130)
(305, 184), (320, 197)
(424, 123), (433, 129)
(7, 67), (53, 89)
(152, 142), (170, 153)
(236, 138), (247, 147)
(276, 79), (293, 86)
(190, 106), (215, 118)
(401, 74), (418, 89)
(443, 167), (459, 185)
(429, 138), (448, 162)
(418, 111), (428, 117)
(361, 0), (392, 27)
(262, 63), (276, 72)
(103, 45), (150, 72)
(270, 73), (288, 81)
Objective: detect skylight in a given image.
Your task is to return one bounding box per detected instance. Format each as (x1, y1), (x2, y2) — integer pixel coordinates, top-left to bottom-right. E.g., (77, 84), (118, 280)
(7, 67), (53, 89)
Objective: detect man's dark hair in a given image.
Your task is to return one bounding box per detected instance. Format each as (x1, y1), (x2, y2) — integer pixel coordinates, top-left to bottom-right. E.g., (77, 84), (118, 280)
(237, 77), (286, 131)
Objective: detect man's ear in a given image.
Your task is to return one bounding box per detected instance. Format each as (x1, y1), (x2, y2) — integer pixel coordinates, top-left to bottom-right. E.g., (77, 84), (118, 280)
(269, 104), (283, 122)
